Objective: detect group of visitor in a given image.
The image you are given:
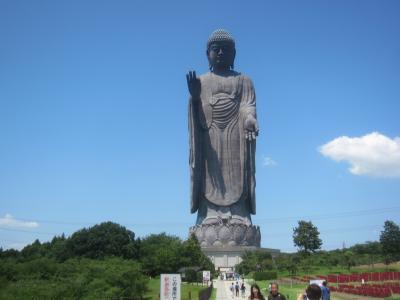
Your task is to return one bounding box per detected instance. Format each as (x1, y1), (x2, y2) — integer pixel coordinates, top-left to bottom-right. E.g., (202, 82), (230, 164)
(247, 281), (330, 300)
(230, 281), (247, 298)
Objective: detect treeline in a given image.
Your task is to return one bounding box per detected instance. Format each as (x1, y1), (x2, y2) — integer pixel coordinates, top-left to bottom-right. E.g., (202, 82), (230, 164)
(237, 241), (392, 277)
(274, 241), (386, 275)
(0, 222), (213, 299)
(237, 220), (400, 277)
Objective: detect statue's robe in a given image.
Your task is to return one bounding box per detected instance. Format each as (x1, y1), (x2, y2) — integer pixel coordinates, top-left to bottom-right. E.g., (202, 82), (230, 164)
(189, 71), (257, 224)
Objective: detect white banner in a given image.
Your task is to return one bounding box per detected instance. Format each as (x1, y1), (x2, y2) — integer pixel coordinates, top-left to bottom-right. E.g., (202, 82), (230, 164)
(203, 270), (211, 283)
(160, 274), (181, 300)
(309, 279), (324, 287)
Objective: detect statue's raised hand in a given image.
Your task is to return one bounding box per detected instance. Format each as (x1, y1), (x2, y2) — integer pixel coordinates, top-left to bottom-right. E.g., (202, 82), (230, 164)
(245, 115), (259, 141)
(186, 70), (201, 99)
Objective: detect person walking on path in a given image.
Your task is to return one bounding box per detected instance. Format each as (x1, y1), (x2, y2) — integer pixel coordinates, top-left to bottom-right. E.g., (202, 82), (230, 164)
(321, 281), (330, 300)
(241, 282), (246, 298)
(236, 281), (240, 297)
(230, 282), (235, 298)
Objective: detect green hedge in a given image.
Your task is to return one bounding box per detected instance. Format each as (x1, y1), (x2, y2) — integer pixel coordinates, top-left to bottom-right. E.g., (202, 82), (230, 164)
(253, 271), (278, 281)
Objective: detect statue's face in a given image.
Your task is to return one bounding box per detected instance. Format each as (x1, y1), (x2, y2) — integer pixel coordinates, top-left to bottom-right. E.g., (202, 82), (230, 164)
(207, 41), (235, 71)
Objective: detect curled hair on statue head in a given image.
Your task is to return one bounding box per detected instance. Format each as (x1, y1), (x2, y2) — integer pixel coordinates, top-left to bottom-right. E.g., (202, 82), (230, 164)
(207, 28), (235, 50)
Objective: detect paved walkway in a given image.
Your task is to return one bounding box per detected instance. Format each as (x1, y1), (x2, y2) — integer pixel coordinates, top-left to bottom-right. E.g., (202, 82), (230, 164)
(214, 279), (251, 300)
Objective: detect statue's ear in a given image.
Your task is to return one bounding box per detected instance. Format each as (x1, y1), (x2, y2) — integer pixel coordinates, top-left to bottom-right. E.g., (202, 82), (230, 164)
(206, 49), (212, 70)
(231, 48), (236, 70)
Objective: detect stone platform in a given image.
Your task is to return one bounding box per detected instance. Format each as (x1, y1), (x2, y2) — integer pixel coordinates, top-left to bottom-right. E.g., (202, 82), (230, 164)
(202, 246), (281, 271)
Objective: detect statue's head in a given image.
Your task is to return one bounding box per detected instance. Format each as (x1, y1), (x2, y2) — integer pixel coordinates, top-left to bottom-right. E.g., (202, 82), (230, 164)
(206, 29), (236, 71)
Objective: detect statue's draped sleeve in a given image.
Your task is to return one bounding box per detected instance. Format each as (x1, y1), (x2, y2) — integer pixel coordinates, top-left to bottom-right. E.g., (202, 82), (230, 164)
(189, 96), (202, 213)
(238, 75), (257, 214)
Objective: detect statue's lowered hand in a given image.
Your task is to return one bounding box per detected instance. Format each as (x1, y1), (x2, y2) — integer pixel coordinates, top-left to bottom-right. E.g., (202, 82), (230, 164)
(186, 70), (201, 99)
(245, 115), (259, 141)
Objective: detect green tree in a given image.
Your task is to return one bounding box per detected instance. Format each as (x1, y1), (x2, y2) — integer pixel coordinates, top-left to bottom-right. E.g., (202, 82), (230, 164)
(185, 269), (198, 283)
(380, 220), (400, 264)
(180, 234), (202, 267)
(0, 257), (147, 299)
(236, 252), (255, 275)
(0, 248), (19, 259)
(342, 250), (356, 270)
(326, 251), (341, 267)
(49, 234), (70, 262)
(293, 220), (322, 254)
(21, 239), (45, 260)
(140, 233), (182, 276)
(181, 234), (214, 272)
(236, 250), (274, 275)
(275, 254), (299, 276)
(66, 222), (139, 259)
(350, 241), (382, 255)
(287, 255), (300, 276)
(139, 233), (214, 276)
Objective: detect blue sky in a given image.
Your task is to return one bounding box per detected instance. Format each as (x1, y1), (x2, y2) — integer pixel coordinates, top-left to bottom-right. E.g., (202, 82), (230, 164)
(1, 0), (399, 252)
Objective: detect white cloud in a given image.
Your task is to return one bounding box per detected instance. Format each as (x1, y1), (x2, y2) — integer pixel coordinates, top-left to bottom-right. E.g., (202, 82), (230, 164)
(262, 155), (277, 167)
(319, 132), (400, 177)
(0, 214), (39, 229)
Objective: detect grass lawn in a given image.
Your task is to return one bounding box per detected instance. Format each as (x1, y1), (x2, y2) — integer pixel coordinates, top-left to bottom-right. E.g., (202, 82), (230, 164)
(209, 287), (217, 300)
(247, 280), (400, 300)
(144, 278), (216, 300)
(353, 262), (400, 272)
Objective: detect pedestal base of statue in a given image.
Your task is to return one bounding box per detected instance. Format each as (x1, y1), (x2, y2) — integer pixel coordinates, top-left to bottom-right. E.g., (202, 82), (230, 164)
(189, 223), (280, 270)
(189, 223), (261, 247)
(200, 246), (281, 271)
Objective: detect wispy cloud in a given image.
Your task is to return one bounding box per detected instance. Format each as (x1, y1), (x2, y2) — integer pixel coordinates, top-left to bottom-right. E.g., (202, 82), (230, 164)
(0, 214), (39, 229)
(262, 155), (277, 167)
(319, 132), (400, 177)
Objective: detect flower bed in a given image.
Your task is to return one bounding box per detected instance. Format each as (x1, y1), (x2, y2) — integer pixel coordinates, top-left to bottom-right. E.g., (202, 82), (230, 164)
(330, 284), (393, 298)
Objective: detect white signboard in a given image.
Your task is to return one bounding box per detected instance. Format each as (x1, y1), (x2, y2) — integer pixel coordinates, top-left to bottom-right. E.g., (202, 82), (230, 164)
(160, 274), (181, 300)
(203, 270), (211, 283)
(309, 279), (324, 287)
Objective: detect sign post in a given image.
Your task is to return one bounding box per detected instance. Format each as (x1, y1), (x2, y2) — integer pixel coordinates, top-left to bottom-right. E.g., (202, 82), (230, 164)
(161, 274), (181, 300)
(202, 270), (211, 286)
